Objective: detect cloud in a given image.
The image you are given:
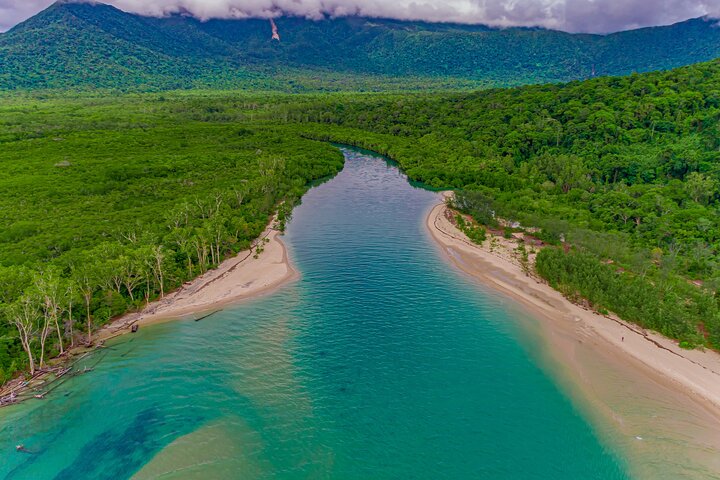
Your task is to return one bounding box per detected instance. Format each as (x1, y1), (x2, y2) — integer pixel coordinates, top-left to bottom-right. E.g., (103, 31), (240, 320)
(1, 0), (720, 33)
(561, 0), (719, 33)
(0, 0), (54, 31)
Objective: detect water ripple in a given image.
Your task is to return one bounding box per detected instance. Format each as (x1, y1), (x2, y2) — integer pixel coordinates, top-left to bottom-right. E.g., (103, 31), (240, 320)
(0, 149), (629, 480)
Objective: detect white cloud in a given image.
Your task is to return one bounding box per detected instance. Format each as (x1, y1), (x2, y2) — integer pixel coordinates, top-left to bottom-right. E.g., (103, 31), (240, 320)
(0, 0), (54, 31)
(2, 0), (720, 33)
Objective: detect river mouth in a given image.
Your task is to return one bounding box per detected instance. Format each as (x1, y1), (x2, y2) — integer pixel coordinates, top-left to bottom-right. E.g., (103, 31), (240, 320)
(2, 147), (713, 479)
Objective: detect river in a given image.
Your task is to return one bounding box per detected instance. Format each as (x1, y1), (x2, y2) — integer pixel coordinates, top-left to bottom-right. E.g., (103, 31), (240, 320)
(0, 148), (633, 478)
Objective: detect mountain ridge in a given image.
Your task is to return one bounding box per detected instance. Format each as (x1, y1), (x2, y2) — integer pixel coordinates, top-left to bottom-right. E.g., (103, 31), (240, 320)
(2, 1), (720, 90)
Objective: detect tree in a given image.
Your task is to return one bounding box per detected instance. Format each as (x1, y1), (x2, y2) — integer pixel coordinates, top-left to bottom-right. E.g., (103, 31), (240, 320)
(450, 190), (496, 226)
(148, 245), (167, 298)
(72, 258), (101, 344)
(33, 267), (64, 361)
(515, 244), (531, 276)
(63, 280), (79, 348)
(538, 154), (589, 194)
(0, 265), (32, 304)
(684, 172), (718, 205)
(2, 296), (39, 376)
(192, 232), (210, 273)
(167, 227), (195, 275)
(204, 217), (228, 266)
(118, 249), (143, 302)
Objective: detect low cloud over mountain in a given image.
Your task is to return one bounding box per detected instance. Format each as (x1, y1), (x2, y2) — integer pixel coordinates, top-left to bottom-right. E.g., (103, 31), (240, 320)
(2, 0), (720, 33)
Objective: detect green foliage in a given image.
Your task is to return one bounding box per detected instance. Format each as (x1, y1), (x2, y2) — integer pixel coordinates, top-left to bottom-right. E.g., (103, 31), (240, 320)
(5, 48), (720, 377)
(222, 57), (720, 347)
(536, 248), (716, 347)
(684, 171), (718, 204)
(515, 244), (531, 276)
(0, 94), (344, 380)
(455, 215), (487, 245)
(450, 190), (497, 227)
(264, 59), (720, 286)
(3, 3), (720, 91)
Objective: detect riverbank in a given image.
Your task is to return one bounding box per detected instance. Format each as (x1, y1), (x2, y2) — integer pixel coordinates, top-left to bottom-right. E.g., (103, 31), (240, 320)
(96, 225), (297, 343)
(427, 197), (720, 477)
(0, 219), (297, 405)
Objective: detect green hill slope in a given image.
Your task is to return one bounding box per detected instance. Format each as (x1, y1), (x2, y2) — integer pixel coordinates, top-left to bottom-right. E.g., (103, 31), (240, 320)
(2, 2), (720, 90)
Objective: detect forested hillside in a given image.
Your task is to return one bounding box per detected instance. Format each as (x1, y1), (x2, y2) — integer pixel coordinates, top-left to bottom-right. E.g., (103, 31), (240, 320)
(2, 1), (720, 90)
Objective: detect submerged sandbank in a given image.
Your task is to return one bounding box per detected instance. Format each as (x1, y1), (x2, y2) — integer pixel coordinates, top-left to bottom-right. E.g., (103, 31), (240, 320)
(427, 199), (720, 478)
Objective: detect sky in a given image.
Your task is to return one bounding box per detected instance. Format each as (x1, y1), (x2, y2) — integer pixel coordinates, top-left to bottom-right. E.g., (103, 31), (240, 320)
(1, 0), (719, 33)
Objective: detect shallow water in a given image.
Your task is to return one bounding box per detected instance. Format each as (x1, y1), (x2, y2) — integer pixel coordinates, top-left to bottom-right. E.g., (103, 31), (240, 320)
(0, 148), (630, 479)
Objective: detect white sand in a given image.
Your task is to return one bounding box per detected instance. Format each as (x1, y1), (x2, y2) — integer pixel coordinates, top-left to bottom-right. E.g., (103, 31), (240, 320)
(98, 223), (297, 341)
(427, 200), (720, 410)
(427, 199), (720, 408)
(427, 198), (720, 477)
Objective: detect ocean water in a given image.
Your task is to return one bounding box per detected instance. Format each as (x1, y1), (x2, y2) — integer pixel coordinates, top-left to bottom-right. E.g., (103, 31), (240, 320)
(0, 148), (629, 479)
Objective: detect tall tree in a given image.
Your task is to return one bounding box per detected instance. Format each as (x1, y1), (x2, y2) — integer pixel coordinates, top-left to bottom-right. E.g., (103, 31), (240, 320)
(72, 259), (101, 344)
(33, 268), (64, 360)
(2, 297), (39, 376)
(63, 280), (79, 348)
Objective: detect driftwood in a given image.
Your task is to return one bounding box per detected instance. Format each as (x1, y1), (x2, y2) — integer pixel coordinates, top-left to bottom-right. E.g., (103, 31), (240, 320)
(194, 311), (219, 322)
(1, 349), (107, 406)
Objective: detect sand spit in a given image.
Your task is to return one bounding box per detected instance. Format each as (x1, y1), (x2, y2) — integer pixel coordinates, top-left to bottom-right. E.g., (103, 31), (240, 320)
(98, 226), (297, 342)
(0, 219), (297, 405)
(427, 198), (720, 478)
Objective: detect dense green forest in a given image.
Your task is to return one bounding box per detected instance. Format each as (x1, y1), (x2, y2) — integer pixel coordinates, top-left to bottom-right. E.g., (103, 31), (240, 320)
(3, 1), (720, 90)
(0, 94), (344, 382)
(4, 55), (720, 383)
(245, 59), (720, 347)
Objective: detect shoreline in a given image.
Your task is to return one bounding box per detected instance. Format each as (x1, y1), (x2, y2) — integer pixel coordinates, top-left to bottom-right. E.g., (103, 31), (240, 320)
(96, 225), (297, 343)
(0, 219), (297, 405)
(426, 198), (720, 477)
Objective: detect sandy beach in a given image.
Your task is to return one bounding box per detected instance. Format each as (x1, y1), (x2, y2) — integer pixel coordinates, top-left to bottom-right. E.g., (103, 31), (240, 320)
(0, 219), (297, 404)
(427, 197), (720, 477)
(97, 222), (297, 342)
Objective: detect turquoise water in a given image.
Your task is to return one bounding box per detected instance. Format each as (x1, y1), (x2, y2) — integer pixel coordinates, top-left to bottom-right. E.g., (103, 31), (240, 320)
(0, 148), (629, 479)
